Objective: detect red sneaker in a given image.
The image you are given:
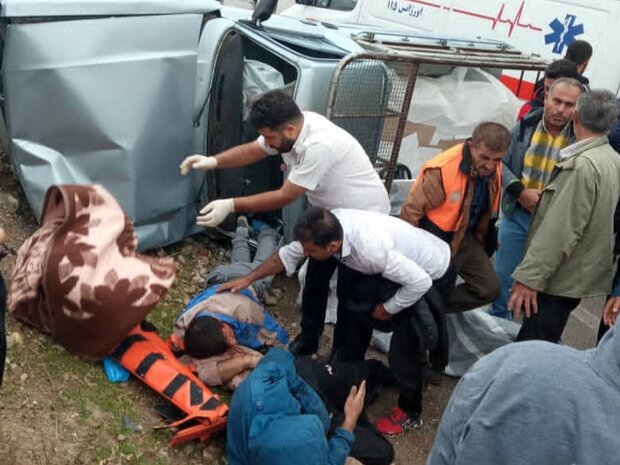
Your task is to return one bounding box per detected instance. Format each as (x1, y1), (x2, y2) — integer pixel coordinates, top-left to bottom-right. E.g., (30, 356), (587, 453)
(375, 406), (422, 437)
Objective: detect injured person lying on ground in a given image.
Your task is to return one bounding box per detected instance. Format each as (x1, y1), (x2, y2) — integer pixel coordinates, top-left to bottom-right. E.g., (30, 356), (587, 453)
(170, 216), (288, 389)
(177, 315), (395, 465)
(170, 216), (394, 465)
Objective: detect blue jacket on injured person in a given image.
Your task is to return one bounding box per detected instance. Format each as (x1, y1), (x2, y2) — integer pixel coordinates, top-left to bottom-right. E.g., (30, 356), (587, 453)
(173, 285), (288, 351)
(227, 348), (355, 465)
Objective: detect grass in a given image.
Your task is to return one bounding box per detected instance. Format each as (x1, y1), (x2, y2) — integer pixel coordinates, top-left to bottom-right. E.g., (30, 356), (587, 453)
(1, 239), (229, 465)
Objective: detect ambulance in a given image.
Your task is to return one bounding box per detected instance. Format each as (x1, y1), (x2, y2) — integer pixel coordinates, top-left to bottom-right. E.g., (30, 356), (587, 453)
(284, 0), (620, 95)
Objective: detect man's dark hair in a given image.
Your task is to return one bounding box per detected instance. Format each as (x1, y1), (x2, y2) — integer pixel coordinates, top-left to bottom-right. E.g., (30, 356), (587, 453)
(565, 40), (593, 66)
(471, 122), (511, 152)
(293, 207), (343, 247)
(249, 90), (302, 130)
(576, 89), (618, 134)
(544, 59), (578, 80)
(184, 316), (229, 359)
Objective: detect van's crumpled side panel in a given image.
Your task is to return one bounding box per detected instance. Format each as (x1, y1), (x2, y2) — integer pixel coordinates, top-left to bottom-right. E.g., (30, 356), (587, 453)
(2, 14), (204, 250)
(0, 0), (221, 17)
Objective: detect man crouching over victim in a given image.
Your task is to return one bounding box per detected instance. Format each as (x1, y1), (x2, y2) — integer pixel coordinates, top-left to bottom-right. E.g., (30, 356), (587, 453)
(219, 207), (452, 437)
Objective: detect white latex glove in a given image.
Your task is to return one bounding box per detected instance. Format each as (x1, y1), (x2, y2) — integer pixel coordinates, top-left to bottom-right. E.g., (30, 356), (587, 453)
(197, 199), (235, 228)
(180, 154), (218, 175)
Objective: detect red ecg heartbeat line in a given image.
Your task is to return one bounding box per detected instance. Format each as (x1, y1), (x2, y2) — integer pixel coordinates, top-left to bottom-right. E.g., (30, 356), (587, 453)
(406, 0), (543, 37)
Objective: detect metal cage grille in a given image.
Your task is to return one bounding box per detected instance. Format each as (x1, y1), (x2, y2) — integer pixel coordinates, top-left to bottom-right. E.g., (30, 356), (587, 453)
(327, 57), (417, 191)
(326, 49), (547, 192)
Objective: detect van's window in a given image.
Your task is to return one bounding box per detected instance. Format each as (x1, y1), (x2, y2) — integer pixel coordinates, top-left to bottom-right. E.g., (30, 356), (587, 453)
(317, 0), (358, 12)
(207, 32), (300, 227)
(266, 30), (347, 59)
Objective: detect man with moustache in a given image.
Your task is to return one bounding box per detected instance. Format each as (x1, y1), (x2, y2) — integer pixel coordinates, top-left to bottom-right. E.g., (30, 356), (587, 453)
(492, 78), (582, 319)
(400, 122), (511, 316)
(516, 58), (578, 121)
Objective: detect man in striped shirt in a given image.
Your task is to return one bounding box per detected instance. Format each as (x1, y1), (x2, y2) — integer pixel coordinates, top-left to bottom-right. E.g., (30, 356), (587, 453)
(492, 78), (582, 319)
(520, 119), (572, 191)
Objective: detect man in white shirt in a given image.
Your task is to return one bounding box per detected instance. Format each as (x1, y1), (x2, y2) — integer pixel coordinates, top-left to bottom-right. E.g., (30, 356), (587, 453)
(218, 207), (452, 438)
(180, 90), (390, 356)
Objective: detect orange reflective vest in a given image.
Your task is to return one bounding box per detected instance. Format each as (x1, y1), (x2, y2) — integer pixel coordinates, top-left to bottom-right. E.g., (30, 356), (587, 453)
(111, 323), (228, 446)
(417, 143), (501, 233)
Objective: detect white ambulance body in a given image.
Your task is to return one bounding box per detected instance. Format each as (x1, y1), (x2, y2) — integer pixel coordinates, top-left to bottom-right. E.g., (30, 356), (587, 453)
(284, 0), (620, 95)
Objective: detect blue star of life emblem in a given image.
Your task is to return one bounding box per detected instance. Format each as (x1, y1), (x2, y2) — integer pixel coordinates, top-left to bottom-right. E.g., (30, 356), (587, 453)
(544, 14), (584, 54)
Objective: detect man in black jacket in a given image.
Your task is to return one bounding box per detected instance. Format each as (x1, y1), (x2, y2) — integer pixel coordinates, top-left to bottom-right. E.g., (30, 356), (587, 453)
(565, 39), (592, 87)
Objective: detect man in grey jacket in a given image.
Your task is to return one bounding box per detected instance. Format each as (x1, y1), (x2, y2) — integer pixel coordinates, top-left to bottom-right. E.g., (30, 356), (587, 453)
(509, 89), (620, 342)
(426, 324), (620, 465)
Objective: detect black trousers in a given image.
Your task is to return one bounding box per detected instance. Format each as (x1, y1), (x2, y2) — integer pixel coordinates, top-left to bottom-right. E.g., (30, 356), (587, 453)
(516, 292), (581, 342)
(299, 257), (339, 342)
(331, 266), (453, 417)
(295, 357), (395, 465)
(330, 414), (394, 465)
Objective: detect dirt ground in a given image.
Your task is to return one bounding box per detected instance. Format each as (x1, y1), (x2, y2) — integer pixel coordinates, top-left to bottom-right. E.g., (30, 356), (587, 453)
(0, 4), (457, 463)
(0, 140), (457, 465)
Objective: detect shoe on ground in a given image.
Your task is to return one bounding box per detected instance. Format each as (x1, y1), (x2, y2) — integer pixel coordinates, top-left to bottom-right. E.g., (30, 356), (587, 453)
(289, 335), (319, 357)
(423, 364), (442, 386)
(375, 406), (422, 437)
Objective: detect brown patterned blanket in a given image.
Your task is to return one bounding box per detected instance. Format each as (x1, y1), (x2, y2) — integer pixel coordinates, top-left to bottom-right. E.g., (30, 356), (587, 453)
(8, 185), (177, 360)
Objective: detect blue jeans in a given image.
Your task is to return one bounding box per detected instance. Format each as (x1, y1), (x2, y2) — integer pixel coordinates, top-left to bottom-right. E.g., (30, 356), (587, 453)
(206, 227), (280, 299)
(492, 208), (531, 320)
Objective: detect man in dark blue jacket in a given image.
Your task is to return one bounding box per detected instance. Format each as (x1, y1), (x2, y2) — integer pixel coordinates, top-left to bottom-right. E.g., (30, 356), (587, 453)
(517, 59), (578, 120)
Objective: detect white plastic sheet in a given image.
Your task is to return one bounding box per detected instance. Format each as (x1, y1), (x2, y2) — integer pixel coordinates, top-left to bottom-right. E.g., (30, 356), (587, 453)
(397, 67), (521, 181)
(242, 59), (285, 120)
